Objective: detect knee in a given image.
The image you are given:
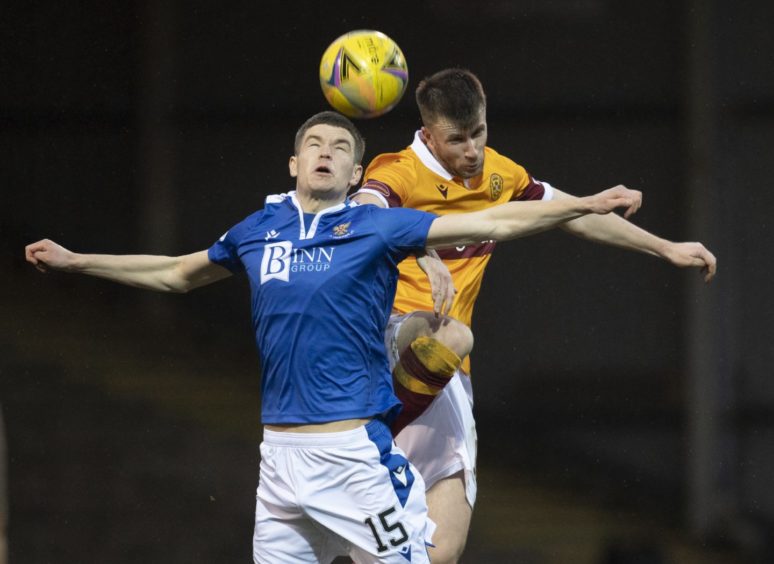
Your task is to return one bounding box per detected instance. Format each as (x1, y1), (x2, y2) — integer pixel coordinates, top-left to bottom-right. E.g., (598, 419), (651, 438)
(436, 318), (473, 360)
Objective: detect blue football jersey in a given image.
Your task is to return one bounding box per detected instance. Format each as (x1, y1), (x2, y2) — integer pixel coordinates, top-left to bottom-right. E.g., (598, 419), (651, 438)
(208, 191), (437, 425)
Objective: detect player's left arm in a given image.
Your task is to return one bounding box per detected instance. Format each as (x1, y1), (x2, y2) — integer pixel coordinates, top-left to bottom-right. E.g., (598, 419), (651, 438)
(553, 187), (717, 282)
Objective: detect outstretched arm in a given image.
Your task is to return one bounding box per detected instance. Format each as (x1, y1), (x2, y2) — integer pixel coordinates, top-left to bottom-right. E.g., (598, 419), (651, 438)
(24, 239), (232, 293)
(553, 188), (717, 282)
(426, 185), (641, 249)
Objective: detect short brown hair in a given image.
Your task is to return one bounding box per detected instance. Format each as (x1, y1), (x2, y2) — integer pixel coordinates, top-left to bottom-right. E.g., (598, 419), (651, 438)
(294, 111), (366, 163)
(415, 68), (486, 128)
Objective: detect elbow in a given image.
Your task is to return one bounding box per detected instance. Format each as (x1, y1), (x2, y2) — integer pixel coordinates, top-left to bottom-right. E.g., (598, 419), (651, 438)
(168, 279), (197, 294)
(156, 274), (194, 294)
(168, 284), (191, 294)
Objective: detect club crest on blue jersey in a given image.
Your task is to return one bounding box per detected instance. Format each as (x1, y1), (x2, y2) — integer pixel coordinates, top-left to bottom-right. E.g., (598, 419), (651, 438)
(332, 221), (352, 238)
(260, 241), (335, 284)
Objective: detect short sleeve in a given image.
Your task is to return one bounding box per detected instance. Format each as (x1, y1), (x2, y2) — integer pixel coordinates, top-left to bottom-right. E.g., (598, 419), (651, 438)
(208, 229), (245, 273)
(370, 207), (436, 257)
(510, 164), (552, 202)
(207, 210), (265, 273)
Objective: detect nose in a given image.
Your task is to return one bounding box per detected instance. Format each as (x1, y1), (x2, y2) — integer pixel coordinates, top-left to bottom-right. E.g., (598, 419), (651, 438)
(463, 139), (478, 160)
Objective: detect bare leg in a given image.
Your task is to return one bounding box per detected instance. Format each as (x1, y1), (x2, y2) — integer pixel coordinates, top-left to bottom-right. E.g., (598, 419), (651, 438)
(392, 313), (475, 561)
(426, 472), (471, 564)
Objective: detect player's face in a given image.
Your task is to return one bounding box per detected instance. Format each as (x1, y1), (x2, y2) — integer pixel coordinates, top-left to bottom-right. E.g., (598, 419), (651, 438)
(422, 109), (487, 179)
(290, 124), (363, 200)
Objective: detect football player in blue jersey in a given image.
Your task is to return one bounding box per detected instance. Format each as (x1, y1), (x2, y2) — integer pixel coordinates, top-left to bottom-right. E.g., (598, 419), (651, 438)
(25, 111), (642, 563)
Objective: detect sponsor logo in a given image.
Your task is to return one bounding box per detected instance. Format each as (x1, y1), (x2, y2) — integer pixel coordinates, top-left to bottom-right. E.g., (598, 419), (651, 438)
(260, 242), (335, 284)
(436, 184), (449, 199)
(489, 173), (504, 201)
(265, 229), (279, 240)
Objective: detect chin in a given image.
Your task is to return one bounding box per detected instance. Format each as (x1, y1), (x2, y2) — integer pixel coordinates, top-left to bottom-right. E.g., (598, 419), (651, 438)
(311, 183), (346, 197)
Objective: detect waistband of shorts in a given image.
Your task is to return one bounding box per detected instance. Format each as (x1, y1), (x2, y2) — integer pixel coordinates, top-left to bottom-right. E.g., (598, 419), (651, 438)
(262, 418), (389, 447)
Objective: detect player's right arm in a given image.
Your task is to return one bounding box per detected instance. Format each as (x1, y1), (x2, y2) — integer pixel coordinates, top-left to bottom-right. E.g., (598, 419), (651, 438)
(24, 239), (232, 293)
(426, 185), (642, 248)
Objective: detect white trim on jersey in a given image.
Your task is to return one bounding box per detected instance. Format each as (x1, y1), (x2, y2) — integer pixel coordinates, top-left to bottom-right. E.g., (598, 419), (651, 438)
(409, 131), (559, 197)
(410, 131), (454, 181)
(353, 188), (390, 208)
(537, 179), (556, 200)
(288, 191), (349, 240)
(265, 193), (289, 204)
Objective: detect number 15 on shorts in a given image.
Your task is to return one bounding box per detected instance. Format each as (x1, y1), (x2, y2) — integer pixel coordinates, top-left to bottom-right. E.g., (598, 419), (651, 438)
(365, 506), (409, 553)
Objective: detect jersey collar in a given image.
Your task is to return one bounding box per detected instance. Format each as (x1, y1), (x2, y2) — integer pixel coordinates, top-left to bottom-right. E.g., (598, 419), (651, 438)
(410, 130), (454, 181)
(288, 190), (352, 240)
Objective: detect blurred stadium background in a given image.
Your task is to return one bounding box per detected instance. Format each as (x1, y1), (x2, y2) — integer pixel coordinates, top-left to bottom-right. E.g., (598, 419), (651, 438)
(2, 1), (773, 562)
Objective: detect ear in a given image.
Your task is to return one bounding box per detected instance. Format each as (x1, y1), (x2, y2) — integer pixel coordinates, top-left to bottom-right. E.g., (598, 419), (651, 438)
(349, 164), (363, 188)
(288, 155), (298, 178)
(420, 125), (435, 152)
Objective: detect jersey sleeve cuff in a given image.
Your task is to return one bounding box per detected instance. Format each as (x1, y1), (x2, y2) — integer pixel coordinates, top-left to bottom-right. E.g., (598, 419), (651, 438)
(353, 188), (390, 208)
(541, 181), (555, 200)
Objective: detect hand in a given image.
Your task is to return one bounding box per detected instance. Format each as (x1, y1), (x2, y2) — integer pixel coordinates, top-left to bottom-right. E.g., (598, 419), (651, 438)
(416, 250), (456, 317)
(585, 185), (642, 218)
(661, 241), (717, 283)
(25, 239), (76, 273)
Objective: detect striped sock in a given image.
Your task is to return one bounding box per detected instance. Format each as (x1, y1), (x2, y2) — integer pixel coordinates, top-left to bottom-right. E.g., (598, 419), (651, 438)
(391, 337), (461, 435)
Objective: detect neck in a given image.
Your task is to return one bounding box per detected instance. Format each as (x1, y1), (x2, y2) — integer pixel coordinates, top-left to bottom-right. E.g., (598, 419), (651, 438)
(295, 189), (346, 214)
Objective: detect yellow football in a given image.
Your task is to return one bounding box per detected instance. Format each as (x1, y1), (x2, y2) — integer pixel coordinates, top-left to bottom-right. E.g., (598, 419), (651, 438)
(319, 30), (409, 119)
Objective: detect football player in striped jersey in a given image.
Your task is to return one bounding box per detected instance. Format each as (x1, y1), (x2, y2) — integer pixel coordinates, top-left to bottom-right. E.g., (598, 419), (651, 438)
(354, 68), (717, 563)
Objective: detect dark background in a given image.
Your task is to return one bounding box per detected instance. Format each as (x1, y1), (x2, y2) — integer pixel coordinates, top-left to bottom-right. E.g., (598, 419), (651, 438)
(2, 1), (773, 562)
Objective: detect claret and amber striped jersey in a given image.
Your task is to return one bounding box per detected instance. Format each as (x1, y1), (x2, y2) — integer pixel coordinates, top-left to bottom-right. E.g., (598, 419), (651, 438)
(357, 131), (554, 370)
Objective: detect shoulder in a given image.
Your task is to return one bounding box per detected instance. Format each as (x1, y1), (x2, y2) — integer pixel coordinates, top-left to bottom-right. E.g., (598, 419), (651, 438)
(360, 149), (417, 207)
(485, 146), (530, 184)
(364, 148), (418, 180)
(220, 194), (287, 241)
(485, 146), (526, 173)
(363, 205), (435, 229)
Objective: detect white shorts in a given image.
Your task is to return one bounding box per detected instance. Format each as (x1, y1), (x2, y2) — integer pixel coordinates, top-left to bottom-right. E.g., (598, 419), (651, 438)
(386, 313), (478, 508)
(253, 418), (435, 563)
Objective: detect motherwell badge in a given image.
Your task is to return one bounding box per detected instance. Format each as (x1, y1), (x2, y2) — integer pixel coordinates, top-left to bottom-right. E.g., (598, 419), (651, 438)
(489, 174), (504, 201)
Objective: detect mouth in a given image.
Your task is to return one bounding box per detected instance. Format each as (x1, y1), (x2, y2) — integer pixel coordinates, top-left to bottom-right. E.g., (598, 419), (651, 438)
(461, 162), (482, 176)
(314, 165), (333, 176)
